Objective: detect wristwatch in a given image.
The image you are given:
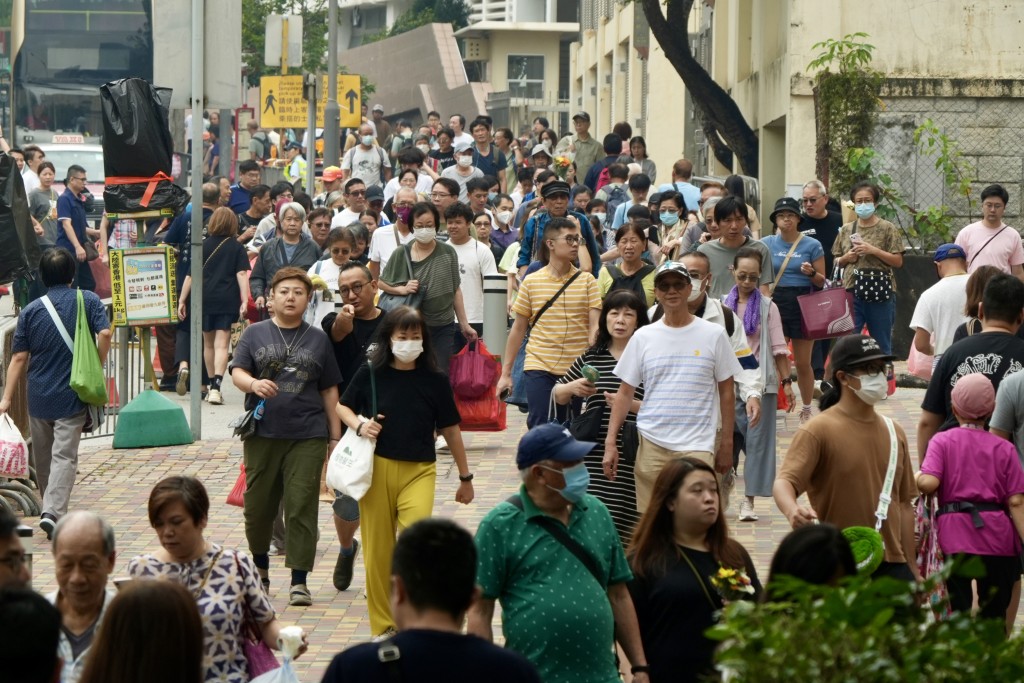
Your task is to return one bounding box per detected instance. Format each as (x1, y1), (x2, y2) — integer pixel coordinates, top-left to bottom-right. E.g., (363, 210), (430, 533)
(458, 473), (474, 482)
(631, 665), (650, 675)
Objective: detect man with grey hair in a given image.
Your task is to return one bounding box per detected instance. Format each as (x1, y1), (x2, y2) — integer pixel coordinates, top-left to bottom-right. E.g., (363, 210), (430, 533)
(800, 179), (844, 386)
(46, 511), (116, 683)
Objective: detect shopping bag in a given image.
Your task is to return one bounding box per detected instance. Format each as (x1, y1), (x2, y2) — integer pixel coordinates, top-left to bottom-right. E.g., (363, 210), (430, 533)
(0, 152), (35, 285)
(70, 289), (108, 406)
(226, 463), (246, 507)
(449, 340), (501, 399)
(326, 423), (376, 501)
(455, 392), (507, 432)
(249, 655), (297, 683)
(916, 493), (952, 620)
(907, 345), (934, 381)
(0, 415), (28, 478)
(797, 287), (856, 340)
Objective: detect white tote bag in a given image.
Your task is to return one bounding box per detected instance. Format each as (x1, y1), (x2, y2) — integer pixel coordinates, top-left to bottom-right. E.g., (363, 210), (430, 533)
(326, 361), (376, 500)
(0, 414), (29, 478)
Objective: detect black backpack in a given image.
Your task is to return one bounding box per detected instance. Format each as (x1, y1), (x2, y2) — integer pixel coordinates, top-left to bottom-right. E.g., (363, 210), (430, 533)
(606, 263), (656, 302)
(251, 132), (271, 161)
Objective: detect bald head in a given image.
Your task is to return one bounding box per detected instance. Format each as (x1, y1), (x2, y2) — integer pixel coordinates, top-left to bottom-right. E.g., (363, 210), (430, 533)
(52, 511), (115, 557)
(202, 182), (220, 206)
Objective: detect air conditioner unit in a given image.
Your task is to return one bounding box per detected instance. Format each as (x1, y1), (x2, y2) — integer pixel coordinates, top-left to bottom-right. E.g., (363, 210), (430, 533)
(463, 38), (490, 61)
(352, 8), (361, 27)
(604, 74), (612, 84)
(619, 62), (628, 72)
(590, 86), (596, 96)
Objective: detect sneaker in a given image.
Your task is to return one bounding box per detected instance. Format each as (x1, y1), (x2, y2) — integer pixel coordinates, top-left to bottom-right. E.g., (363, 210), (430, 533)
(269, 543), (284, 556)
(435, 435), (449, 452)
(39, 513), (56, 540)
(256, 566), (270, 594)
(207, 389), (223, 405)
(813, 380), (823, 399)
(175, 367), (189, 396)
(288, 583), (312, 606)
(333, 539), (360, 591)
(799, 406), (812, 425)
(372, 627), (397, 642)
(739, 499), (759, 522)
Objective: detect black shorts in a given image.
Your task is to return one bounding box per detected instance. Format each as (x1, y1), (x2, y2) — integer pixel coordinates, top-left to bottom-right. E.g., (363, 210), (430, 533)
(203, 313), (238, 332)
(772, 286), (811, 339)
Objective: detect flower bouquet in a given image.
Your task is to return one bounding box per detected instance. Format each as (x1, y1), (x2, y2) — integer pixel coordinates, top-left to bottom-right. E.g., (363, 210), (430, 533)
(710, 565), (756, 601)
(309, 274), (333, 301)
(553, 154), (573, 181)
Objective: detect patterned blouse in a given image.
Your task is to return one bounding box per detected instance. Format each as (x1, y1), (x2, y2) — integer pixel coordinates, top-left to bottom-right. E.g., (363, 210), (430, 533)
(127, 544), (275, 683)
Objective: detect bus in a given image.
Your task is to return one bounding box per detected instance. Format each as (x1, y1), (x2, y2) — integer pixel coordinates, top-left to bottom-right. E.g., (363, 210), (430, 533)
(10, 0), (152, 146)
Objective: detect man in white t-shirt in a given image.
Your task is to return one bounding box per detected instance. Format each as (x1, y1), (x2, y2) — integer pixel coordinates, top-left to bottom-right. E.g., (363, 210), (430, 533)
(955, 184), (1024, 279)
(445, 203), (498, 352)
(341, 123), (392, 188)
(605, 261), (742, 512)
(910, 243), (969, 361)
(332, 178), (368, 229)
(368, 187), (416, 280)
(448, 114), (474, 148)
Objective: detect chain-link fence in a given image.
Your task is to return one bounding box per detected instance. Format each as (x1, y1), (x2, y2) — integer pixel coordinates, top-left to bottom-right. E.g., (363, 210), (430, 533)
(868, 96), (1024, 247)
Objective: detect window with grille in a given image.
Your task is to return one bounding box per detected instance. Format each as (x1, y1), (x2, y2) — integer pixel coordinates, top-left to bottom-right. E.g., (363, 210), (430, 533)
(508, 55), (545, 100)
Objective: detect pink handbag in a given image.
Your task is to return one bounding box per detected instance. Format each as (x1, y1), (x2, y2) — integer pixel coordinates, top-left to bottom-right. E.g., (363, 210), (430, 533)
(798, 286), (856, 340)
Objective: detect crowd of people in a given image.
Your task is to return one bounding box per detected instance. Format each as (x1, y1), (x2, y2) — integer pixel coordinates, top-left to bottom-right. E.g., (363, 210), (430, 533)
(5, 104), (1024, 682)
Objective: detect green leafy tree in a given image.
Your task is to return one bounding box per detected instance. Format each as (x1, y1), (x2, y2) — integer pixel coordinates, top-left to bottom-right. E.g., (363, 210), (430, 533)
(363, 0), (470, 44)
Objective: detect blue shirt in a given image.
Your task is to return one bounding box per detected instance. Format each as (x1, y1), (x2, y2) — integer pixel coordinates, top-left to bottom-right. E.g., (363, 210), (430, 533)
(55, 187), (87, 252)
(657, 181), (701, 213)
(13, 286), (110, 419)
(471, 143), (507, 179)
(761, 233), (824, 288)
(227, 184), (252, 213)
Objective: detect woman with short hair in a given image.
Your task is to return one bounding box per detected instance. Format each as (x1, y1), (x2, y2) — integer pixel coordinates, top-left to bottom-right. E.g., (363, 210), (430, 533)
(249, 201), (322, 314)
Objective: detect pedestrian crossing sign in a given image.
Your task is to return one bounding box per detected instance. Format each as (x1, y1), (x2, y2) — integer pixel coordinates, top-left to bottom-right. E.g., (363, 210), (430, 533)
(260, 75), (361, 128)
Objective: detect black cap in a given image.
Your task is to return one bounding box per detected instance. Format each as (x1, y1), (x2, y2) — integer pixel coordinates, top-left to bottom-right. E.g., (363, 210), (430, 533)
(769, 196), (803, 225)
(541, 180), (571, 199)
(572, 111), (591, 122)
(828, 335), (895, 374)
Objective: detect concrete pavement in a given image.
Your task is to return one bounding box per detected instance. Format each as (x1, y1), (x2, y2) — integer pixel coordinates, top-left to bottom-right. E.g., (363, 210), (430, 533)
(24, 375), (935, 680)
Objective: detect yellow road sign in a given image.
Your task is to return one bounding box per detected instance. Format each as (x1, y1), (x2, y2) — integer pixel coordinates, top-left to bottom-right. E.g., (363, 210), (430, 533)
(260, 75), (362, 128)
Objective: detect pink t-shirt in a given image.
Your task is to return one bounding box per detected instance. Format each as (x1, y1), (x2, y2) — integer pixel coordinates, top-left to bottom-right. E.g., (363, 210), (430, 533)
(735, 298), (787, 358)
(920, 427), (1024, 556)
(955, 221), (1024, 274)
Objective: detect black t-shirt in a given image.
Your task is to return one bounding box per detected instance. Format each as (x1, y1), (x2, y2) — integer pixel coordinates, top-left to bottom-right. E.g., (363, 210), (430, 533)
(320, 629), (541, 683)
(800, 210), (842, 274)
(237, 211), (263, 229)
(922, 331), (1024, 431)
(429, 148), (456, 171)
(628, 547), (760, 683)
(320, 310), (385, 394)
(952, 318), (1024, 344)
(340, 363), (461, 461)
(201, 235), (251, 315)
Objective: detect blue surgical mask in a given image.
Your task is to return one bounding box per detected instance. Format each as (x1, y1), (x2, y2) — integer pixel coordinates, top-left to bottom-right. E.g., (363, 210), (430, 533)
(542, 462), (590, 503)
(488, 192), (498, 203)
(660, 211), (680, 227)
(854, 202), (876, 219)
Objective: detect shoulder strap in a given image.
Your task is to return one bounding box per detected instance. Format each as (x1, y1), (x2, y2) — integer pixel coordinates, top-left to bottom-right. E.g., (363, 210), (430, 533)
(41, 295), (74, 352)
(967, 318), (981, 336)
(505, 495), (605, 587)
(530, 270), (583, 329)
(721, 304), (735, 337)
(606, 264), (622, 280)
(770, 233), (803, 294)
(203, 237), (231, 270)
(967, 226), (1008, 268)
(874, 416), (900, 533)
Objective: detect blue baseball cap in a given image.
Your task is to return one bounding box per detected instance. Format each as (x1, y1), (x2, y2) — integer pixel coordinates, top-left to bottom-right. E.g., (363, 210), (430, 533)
(933, 243), (967, 262)
(516, 423), (596, 470)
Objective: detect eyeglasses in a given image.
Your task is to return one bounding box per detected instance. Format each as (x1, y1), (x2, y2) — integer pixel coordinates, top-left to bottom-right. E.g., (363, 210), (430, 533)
(474, 221), (491, 227)
(655, 280), (689, 292)
(312, 222), (331, 228)
(71, 176), (87, 182)
(802, 196), (822, 204)
(279, 194), (294, 201)
(430, 192), (452, 199)
(347, 190), (366, 197)
(734, 273), (759, 282)
(339, 281), (370, 297)
(983, 203), (1005, 210)
(550, 235), (582, 245)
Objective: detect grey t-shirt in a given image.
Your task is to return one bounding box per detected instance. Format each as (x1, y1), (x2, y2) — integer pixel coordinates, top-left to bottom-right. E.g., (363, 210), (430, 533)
(29, 187), (60, 246)
(229, 319), (342, 440)
(440, 166), (484, 202)
(990, 370), (1024, 465)
(697, 237), (774, 301)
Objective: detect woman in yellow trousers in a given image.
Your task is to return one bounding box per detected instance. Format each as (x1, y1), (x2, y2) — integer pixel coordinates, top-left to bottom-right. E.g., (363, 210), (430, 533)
(338, 306), (475, 639)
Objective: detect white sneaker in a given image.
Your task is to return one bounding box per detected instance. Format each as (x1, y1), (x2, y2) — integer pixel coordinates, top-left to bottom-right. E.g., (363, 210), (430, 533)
(799, 406), (812, 425)
(739, 499), (758, 522)
(435, 435), (449, 452)
(207, 389), (223, 405)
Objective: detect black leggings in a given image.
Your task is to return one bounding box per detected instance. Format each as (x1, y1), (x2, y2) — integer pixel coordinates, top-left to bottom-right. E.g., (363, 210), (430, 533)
(947, 553), (1020, 621)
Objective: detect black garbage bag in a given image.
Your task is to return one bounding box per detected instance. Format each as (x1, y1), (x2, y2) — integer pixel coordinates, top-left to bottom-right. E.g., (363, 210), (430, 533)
(103, 179), (189, 215)
(0, 153), (38, 285)
(100, 78), (174, 177)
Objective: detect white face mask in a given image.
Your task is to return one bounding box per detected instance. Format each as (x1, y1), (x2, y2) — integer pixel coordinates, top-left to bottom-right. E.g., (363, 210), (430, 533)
(391, 339), (423, 363)
(417, 144), (431, 154)
(687, 276), (706, 302)
(414, 227), (436, 243)
(457, 155), (473, 168)
(361, 135), (375, 146)
(850, 372), (888, 405)
(496, 210), (512, 224)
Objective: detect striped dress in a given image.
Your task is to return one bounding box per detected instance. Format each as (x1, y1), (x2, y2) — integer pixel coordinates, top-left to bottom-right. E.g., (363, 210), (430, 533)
(559, 347), (645, 544)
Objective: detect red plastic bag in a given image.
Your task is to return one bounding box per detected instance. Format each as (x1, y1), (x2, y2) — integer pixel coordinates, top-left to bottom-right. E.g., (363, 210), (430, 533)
(226, 462), (246, 507)
(455, 392), (507, 432)
(449, 340), (501, 399)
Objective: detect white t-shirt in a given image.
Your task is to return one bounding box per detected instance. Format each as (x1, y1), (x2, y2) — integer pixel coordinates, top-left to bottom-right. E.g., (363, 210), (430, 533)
(368, 225), (414, 274)
(955, 221), (1024, 274)
(305, 258), (342, 326)
(909, 272), (969, 357)
(342, 145), (388, 187)
(614, 316), (742, 452)
(22, 167), (40, 194)
(332, 208), (360, 229)
(449, 238), (498, 323)
(383, 173), (434, 203)
(453, 131), (474, 148)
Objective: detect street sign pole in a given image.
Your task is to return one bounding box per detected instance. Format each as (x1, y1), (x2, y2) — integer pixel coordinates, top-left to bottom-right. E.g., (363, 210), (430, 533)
(323, 0), (340, 167)
(304, 74), (317, 194)
(189, 0), (205, 440)
(281, 16), (289, 75)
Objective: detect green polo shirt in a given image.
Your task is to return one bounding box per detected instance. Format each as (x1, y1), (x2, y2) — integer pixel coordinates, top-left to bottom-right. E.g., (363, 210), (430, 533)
(475, 485), (632, 683)
(570, 136), (603, 185)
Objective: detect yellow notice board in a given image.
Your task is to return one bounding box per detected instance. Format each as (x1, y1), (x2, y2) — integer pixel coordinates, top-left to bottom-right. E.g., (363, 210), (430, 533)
(110, 247), (178, 327)
(260, 75), (362, 128)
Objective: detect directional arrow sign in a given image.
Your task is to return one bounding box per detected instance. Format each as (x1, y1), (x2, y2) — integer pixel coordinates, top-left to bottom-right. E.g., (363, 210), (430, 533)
(259, 74), (361, 128)
(344, 89), (359, 114)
